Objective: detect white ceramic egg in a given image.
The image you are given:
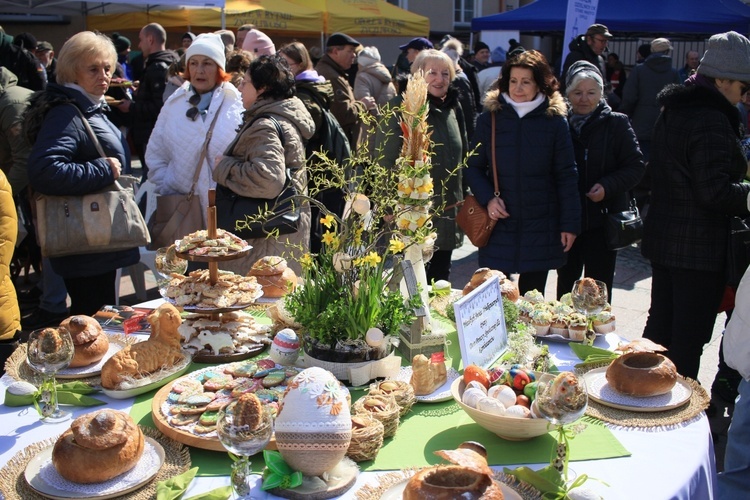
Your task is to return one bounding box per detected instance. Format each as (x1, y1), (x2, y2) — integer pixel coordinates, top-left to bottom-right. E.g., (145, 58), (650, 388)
(477, 397), (506, 416)
(466, 380), (488, 394)
(269, 328), (300, 365)
(489, 384), (517, 409)
(365, 327), (385, 348)
(275, 367), (352, 476)
(462, 387), (487, 408)
(504, 405), (532, 419)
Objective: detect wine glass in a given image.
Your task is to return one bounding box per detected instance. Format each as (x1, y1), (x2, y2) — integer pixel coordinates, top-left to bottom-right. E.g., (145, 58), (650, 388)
(216, 402), (274, 499)
(154, 245), (188, 298)
(534, 371), (589, 481)
(571, 279), (608, 345)
(26, 328), (75, 423)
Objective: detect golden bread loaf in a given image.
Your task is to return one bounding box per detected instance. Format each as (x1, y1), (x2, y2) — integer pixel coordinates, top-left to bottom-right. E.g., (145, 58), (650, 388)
(52, 409), (144, 483)
(60, 315), (109, 368)
(606, 351), (678, 397)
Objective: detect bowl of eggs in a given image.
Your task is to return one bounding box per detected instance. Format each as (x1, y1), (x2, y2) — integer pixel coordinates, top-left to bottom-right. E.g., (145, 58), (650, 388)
(450, 365), (552, 441)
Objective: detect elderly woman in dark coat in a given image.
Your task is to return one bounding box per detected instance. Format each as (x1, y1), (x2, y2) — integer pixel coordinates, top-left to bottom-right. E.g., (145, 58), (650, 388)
(465, 50), (580, 295)
(556, 61), (645, 302)
(25, 31), (138, 315)
(641, 31), (750, 380)
(379, 49), (467, 282)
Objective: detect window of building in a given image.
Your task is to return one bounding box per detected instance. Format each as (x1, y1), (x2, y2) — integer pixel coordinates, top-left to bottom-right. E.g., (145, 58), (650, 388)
(454, 0), (475, 27)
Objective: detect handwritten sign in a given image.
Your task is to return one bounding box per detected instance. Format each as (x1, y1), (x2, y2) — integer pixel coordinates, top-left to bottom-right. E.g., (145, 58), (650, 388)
(452, 277), (507, 369)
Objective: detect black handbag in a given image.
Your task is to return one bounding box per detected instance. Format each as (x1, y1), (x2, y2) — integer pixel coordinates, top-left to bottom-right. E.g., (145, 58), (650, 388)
(603, 198), (643, 251)
(215, 114), (300, 240)
(727, 216), (750, 287)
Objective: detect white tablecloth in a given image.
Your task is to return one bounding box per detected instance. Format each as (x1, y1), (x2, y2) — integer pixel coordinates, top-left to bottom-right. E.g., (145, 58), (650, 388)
(0, 333), (716, 499)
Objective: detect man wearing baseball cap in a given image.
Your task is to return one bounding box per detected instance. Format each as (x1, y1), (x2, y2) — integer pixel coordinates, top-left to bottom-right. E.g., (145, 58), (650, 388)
(35, 41), (56, 84)
(561, 23), (612, 89)
(315, 32), (375, 150)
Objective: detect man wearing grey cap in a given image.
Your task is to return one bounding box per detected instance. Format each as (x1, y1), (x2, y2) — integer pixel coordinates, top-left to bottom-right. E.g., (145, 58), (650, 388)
(315, 32), (375, 150)
(561, 23), (612, 88)
(619, 37), (680, 161)
(641, 31), (750, 397)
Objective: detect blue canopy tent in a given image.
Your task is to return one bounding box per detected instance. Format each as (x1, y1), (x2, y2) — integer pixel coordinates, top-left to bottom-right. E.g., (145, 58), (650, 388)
(472, 0), (750, 36)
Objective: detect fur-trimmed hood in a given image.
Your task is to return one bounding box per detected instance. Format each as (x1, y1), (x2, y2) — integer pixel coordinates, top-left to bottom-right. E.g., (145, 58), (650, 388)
(483, 88), (568, 117)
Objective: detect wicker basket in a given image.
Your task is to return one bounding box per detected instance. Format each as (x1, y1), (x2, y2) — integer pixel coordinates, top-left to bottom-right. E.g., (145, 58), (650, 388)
(369, 380), (416, 417)
(346, 414), (385, 462)
(353, 393), (400, 438)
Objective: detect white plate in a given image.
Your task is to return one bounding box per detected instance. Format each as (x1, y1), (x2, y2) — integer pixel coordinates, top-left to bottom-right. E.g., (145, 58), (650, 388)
(533, 332), (601, 343)
(24, 436), (164, 499)
(583, 366), (693, 412)
(380, 478), (524, 500)
(393, 366), (460, 403)
(101, 353), (192, 399)
(54, 337), (127, 380)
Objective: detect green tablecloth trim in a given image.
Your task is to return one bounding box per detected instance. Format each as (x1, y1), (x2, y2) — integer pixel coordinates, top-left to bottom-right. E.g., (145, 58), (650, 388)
(130, 311), (630, 477)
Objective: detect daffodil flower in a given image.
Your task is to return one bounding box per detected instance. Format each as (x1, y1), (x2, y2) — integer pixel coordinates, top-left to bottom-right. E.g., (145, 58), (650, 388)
(320, 214), (335, 229)
(300, 253), (314, 269)
(321, 230), (337, 246)
(389, 238), (405, 254)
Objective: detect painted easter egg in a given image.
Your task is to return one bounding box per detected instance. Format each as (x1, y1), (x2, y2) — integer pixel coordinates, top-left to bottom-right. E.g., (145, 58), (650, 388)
(269, 328), (300, 366)
(275, 367), (352, 476)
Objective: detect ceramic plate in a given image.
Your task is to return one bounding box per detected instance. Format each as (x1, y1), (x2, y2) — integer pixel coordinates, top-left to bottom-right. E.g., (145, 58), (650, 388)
(393, 366), (460, 403)
(533, 332), (601, 343)
(100, 353), (192, 399)
(24, 437), (164, 499)
(54, 337), (127, 380)
(379, 478), (525, 500)
(174, 245), (252, 262)
(583, 366), (693, 412)
(164, 297), (261, 313)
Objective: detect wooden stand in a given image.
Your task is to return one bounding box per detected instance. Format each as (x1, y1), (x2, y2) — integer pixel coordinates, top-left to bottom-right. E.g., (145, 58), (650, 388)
(268, 458), (359, 499)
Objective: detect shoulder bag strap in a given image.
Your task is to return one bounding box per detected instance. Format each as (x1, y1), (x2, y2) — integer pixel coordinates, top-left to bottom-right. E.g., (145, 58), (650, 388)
(189, 96), (226, 198)
(69, 104), (107, 158)
(491, 111), (500, 197)
(254, 114), (294, 188)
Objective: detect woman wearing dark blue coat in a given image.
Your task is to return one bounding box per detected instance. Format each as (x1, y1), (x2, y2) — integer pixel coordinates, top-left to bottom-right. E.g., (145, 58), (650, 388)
(465, 50), (580, 295)
(25, 31), (138, 315)
(556, 61), (645, 302)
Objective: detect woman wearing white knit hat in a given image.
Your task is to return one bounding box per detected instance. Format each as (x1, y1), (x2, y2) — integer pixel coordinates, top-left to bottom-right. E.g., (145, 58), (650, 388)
(147, 33), (245, 219)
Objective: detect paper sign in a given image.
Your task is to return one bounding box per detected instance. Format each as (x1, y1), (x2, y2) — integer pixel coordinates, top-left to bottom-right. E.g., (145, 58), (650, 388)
(452, 277), (507, 369)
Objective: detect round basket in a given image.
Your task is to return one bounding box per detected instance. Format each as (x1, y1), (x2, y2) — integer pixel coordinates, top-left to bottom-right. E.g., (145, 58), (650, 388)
(369, 380), (416, 417)
(352, 393), (400, 438)
(346, 414), (385, 462)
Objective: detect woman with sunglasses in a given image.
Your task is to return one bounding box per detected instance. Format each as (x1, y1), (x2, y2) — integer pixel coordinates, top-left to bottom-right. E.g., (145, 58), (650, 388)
(641, 31), (750, 382)
(147, 33), (244, 215)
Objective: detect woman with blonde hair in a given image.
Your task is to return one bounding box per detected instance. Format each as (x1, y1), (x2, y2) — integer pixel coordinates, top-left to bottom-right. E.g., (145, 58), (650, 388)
(147, 33), (244, 215)
(465, 50), (580, 295)
(25, 31), (139, 314)
(379, 49), (467, 281)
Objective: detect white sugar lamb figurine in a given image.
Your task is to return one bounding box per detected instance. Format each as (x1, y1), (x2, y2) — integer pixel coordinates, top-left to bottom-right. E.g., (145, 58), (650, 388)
(197, 330), (234, 354)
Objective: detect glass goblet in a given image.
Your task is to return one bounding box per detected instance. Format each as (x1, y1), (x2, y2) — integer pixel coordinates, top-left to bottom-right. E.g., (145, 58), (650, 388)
(216, 403), (274, 499)
(534, 372), (589, 481)
(571, 279), (608, 345)
(26, 328), (75, 423)
(154, 244), (188, 298)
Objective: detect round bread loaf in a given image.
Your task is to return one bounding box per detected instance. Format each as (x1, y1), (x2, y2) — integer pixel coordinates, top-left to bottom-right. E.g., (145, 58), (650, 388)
(60, 315), (108, 367)
(248, 256), (287, 276)
(606, 352), (678, 397)
(403, 465), (503, 499)
(52, 409), (144, 483)
(253, 267), (297, 298)
(499, 279), (520, 302)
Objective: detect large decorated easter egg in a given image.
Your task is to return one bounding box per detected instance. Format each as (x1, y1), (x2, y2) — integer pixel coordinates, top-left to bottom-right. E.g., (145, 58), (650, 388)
(269, 328), (300, 365)
(275, 367), (352, 476)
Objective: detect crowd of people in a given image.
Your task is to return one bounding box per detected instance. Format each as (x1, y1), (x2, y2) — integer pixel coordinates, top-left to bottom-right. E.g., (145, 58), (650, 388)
(0, 21), (750, 493)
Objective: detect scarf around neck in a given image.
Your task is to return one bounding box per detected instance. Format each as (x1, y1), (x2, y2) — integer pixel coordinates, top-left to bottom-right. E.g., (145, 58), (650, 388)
(503, 92), (544, 118)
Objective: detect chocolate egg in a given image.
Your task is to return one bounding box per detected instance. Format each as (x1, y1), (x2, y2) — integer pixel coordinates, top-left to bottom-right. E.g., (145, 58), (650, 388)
(275, 367), (351, 476)
(269, 328), (300, 365)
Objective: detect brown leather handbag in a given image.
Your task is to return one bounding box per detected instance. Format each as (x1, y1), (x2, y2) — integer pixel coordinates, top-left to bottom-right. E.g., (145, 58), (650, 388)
(456, 112), (500, 247)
